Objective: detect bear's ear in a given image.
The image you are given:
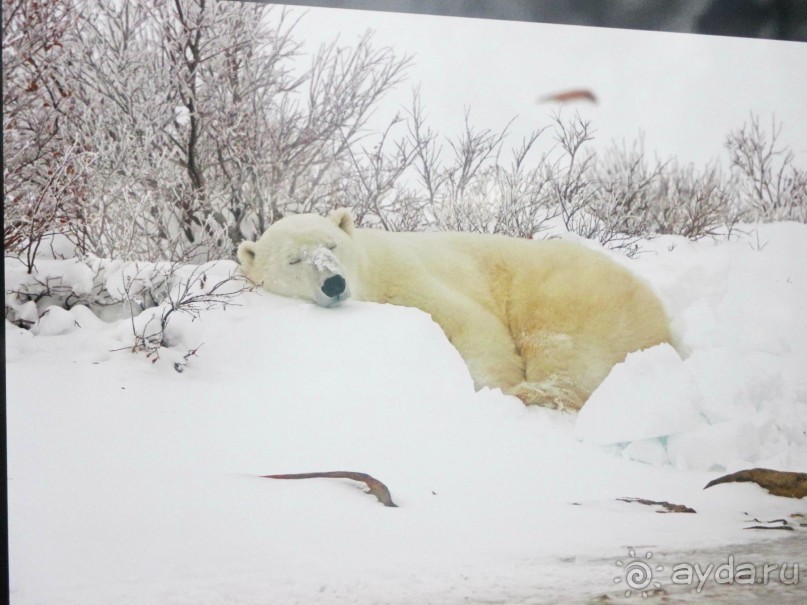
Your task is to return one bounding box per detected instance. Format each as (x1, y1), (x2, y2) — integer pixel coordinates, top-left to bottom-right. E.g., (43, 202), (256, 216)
(237, 241), (257, 272)
(329, 207), (354, 236)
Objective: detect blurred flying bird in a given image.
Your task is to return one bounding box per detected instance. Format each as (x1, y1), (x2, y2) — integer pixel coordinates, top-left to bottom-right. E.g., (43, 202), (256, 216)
(537, 89), (597, 104)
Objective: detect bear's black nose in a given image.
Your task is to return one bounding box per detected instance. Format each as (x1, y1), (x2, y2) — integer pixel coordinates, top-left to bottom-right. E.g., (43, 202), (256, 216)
(321, 274), (346, 298)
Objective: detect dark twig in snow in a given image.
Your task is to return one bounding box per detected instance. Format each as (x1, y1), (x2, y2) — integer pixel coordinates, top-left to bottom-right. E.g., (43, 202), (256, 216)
(261, 471), (398, 507)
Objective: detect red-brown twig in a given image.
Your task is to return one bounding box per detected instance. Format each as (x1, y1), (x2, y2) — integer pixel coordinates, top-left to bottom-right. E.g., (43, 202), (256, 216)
(261, 471), (398, 507)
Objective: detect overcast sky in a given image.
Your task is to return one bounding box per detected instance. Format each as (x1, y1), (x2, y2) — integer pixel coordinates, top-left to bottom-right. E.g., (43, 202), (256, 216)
(275, 5), (807, 170)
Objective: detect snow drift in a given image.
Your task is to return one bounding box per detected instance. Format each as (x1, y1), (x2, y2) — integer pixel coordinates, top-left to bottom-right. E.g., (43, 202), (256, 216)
(5, 223), (807, 604)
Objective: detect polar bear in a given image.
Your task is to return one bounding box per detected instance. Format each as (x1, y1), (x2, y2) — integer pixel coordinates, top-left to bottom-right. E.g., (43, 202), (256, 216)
(238, 208), (671, 410)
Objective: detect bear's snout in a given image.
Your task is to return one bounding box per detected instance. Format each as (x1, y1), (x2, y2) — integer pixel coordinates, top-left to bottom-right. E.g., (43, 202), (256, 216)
(321, 274), (346, 299)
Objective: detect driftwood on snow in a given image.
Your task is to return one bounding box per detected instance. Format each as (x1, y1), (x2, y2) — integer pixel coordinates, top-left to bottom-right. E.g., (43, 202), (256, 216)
(261, 471), (398, 507)
(617, 497), (696, 513)
(704, 468), (807, 499)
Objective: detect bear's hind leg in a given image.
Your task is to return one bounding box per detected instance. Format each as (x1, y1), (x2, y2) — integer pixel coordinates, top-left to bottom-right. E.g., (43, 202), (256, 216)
(508, 330), (607, 411)
(506, 376), (586, 411)
(433, 300), (526, 395)
(453, 327), (526, 396)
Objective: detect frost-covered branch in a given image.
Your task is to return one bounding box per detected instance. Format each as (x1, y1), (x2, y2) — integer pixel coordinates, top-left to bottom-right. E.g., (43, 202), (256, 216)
(4, 0), (805, 265)
(726, 114), (807, 222)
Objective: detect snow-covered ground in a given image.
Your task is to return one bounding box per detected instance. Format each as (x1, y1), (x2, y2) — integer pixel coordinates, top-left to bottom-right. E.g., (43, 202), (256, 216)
(5, 222), (807, 604)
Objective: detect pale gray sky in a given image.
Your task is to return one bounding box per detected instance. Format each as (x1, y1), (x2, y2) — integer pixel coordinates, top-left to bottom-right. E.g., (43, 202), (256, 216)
(277, 5), (807, 169)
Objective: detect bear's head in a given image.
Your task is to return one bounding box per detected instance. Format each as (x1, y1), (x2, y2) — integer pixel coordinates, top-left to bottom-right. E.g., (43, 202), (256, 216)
(237, 208), (359, 307)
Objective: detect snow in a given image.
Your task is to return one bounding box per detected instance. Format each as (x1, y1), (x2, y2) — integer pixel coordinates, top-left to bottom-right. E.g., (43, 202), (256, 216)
(30, 305), (79, 336)
(574, 343), (704, 446)
(308, 246), (341, 274)
(6, 222), (807, 604)
(573, 225), (807, 475)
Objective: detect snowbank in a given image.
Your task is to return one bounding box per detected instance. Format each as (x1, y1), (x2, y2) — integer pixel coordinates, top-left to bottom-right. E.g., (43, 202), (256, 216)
(5, 223), (807, 604)
(576, 223), (807, 472)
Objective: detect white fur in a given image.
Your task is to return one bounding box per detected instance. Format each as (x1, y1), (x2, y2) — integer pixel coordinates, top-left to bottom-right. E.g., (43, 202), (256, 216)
(238, 209), (672, 410)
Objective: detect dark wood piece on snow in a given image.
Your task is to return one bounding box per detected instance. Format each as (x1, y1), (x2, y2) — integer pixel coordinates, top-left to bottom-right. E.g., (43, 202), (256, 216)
(261, 471), (398, 507)
(617, 497), (696, 513)
(704, 468), (807, 499)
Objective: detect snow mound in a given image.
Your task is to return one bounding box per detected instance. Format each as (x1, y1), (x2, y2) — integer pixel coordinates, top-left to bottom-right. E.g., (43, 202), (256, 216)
(31, 305), (79, 336)
(6, 222), (807, 604)
(574, 223), (807, 472)
(575, 343), (702, 445)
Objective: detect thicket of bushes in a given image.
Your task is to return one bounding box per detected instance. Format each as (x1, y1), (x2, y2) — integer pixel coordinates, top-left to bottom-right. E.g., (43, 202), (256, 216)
(4, 0), (806, 273)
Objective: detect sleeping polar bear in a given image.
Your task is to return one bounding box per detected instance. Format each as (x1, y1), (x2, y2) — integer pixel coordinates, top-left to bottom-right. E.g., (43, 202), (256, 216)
(237, 208), (671, 410)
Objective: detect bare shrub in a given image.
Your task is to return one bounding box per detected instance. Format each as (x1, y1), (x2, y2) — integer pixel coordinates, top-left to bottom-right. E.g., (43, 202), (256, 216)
(61, 0), (308, 261)
(339, 114), (421, 230)
(5, 1), (805, 266)
(648, 162), (741, 238)
(391, 109), (798, 252)
(590, 139), (741, 244)
(5, 255), (253, 372)
(589, 136), (663, 238)
(262, 33), (411, 222)
(726, 114), (807, 222)
(4, 1), (410, 263)
(412, 110), (649, 253)
(118, 263), (252, 369)
(5, 256), (121, 329)
(411, 97), (558, 238)
(2, 0), (92, 270)
(490, 130), (558, 239)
